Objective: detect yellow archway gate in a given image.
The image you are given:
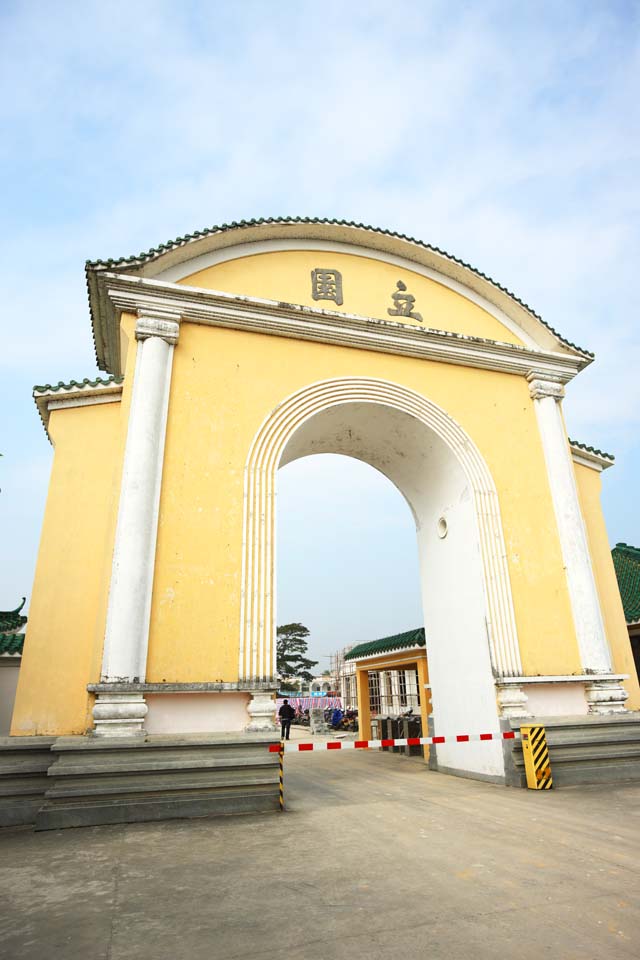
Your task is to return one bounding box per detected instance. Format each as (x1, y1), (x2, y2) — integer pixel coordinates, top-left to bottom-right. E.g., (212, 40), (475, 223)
(13, 218), (638, 789)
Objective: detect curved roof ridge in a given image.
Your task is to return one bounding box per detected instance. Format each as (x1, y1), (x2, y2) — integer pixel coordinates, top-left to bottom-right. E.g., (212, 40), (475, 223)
(85, 216), (593, 359)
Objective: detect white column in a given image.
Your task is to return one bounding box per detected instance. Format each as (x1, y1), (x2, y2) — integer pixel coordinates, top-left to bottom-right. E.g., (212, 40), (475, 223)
(528, 375), (624, 711)
(93, 309), (180, 736)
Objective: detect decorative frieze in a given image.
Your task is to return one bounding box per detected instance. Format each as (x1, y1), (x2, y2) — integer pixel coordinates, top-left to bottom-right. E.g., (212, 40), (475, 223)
(104, 274), (585, 384)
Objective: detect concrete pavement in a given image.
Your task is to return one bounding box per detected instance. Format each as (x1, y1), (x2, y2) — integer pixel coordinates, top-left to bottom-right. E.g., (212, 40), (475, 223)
(1, 747), (639, 959)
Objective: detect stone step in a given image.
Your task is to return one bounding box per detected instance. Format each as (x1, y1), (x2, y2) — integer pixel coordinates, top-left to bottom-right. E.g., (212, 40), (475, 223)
(36, 789), (281, 830)
(45, 770), (279, 799)
(35, 734), (281, 830)
(0, 737), (56, 827)
(45, 753), (276, 777)
(506, 714), (640, 787)
(74, 739), (276, 752)
(0, 775), (52, 799)
(0, 758), (57, 777)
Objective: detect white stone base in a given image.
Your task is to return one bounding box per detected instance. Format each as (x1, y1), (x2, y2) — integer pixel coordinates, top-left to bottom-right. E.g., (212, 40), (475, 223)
(585, 678), (629, 715)
(496, 674), (630, 718)
(496, 683), (531, 719)
(245, 691), (277, 732)
(92, 693), (147, 737)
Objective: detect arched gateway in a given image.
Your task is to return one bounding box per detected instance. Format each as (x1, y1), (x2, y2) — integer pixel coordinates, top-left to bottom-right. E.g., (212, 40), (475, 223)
(12, 218), (639, 797)
(243, 377), (521, 779)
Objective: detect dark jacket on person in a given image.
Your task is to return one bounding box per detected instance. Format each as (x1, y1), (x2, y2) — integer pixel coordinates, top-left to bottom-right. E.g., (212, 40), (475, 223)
(279, 703), (296, 720)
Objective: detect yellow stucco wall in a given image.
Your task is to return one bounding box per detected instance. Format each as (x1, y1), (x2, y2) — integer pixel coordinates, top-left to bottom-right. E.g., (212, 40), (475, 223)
(574, 463), (640, 708)
(12, 316), (138, 735)
(16, 247), (603, 735)
(145, 315), (581, 684)
(12, 401), (123, 734)
(182, 250), (525, 345)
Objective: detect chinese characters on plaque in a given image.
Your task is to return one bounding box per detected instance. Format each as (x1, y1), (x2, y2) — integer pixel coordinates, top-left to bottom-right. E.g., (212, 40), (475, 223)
(311, 269), (343, 306)
(310, 270), (424, 322)
(387, 281), (423, 322)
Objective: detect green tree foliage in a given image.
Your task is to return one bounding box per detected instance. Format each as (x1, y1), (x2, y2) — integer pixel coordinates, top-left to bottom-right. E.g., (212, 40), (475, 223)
(276, 623), (318, 682)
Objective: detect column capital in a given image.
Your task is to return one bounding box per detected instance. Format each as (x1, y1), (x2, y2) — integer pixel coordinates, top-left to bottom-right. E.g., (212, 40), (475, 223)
(526, 373), (565, 401)
(136, 309), (181, 345)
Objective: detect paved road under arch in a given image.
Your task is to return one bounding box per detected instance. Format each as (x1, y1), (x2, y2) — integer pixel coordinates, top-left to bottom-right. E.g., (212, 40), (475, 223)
(1, 750), (639, 959)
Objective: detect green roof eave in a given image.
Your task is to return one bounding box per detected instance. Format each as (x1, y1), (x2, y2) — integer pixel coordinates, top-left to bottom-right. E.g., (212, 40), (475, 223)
(612, 543), (640, 624)
(32, 376), (123, 394)
(32, 375), (123, 441)
(0, 632), (25, 656)
(344, 627), (426, 661)
(569, 437), (615, 464)
(0, 598), (27, 633)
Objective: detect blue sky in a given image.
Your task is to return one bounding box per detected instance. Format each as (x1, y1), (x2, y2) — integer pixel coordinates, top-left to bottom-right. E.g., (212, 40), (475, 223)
(1, 1), (639, 664)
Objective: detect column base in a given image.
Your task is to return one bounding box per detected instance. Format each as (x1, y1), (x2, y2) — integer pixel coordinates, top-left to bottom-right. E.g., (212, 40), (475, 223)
(245, 690), (277, 732)
(496, 682), (532, 719)
(92, 692), (148, 737)
(585, 677), (629, 715)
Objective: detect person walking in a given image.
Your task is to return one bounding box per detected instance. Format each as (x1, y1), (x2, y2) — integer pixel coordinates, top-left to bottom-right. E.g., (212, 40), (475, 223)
(278, 699), (295, 741)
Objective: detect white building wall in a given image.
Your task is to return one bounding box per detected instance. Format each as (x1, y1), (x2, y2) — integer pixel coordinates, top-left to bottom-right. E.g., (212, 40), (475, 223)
(0, 660), (21, 735)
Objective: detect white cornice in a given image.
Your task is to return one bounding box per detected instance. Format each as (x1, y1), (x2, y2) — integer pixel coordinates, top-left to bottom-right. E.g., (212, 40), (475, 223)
(496, 674), (627, 684)
(34, 381), (123, 436)
(104, 274), (585, 383)
(88, 221), (592, 371)
(569, 445), (614, 472)
(155, 238), (541, 350)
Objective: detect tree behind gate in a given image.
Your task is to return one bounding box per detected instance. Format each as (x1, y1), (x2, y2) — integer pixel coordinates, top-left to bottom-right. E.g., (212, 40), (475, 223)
(276, 623), (318, 684)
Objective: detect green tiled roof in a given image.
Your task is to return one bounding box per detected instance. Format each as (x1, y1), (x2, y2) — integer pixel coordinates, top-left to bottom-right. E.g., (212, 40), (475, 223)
(0, 599), (26, 656)
(33, 375), (123, 394)
(85, 216), (593, 359)
(32, 375), (124, 440)
(612, 543), (640, 624)
(0, 633), (24, 656)
(344, 627), (426, 661)
(569, 438), (615, 462)
(0, 598), (27, 634)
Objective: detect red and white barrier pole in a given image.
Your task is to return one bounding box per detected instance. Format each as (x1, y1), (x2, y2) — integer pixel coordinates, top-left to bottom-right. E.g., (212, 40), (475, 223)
(269, 731), (518, 753)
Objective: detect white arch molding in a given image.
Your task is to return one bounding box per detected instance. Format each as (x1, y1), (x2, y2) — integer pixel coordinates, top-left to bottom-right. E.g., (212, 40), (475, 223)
(238, 377), (522, 683)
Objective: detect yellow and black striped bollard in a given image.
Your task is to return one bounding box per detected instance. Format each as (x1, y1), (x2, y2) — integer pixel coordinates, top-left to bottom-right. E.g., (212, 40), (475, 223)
(279, 743), (285, 810)
(520, 724), (553, 789)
